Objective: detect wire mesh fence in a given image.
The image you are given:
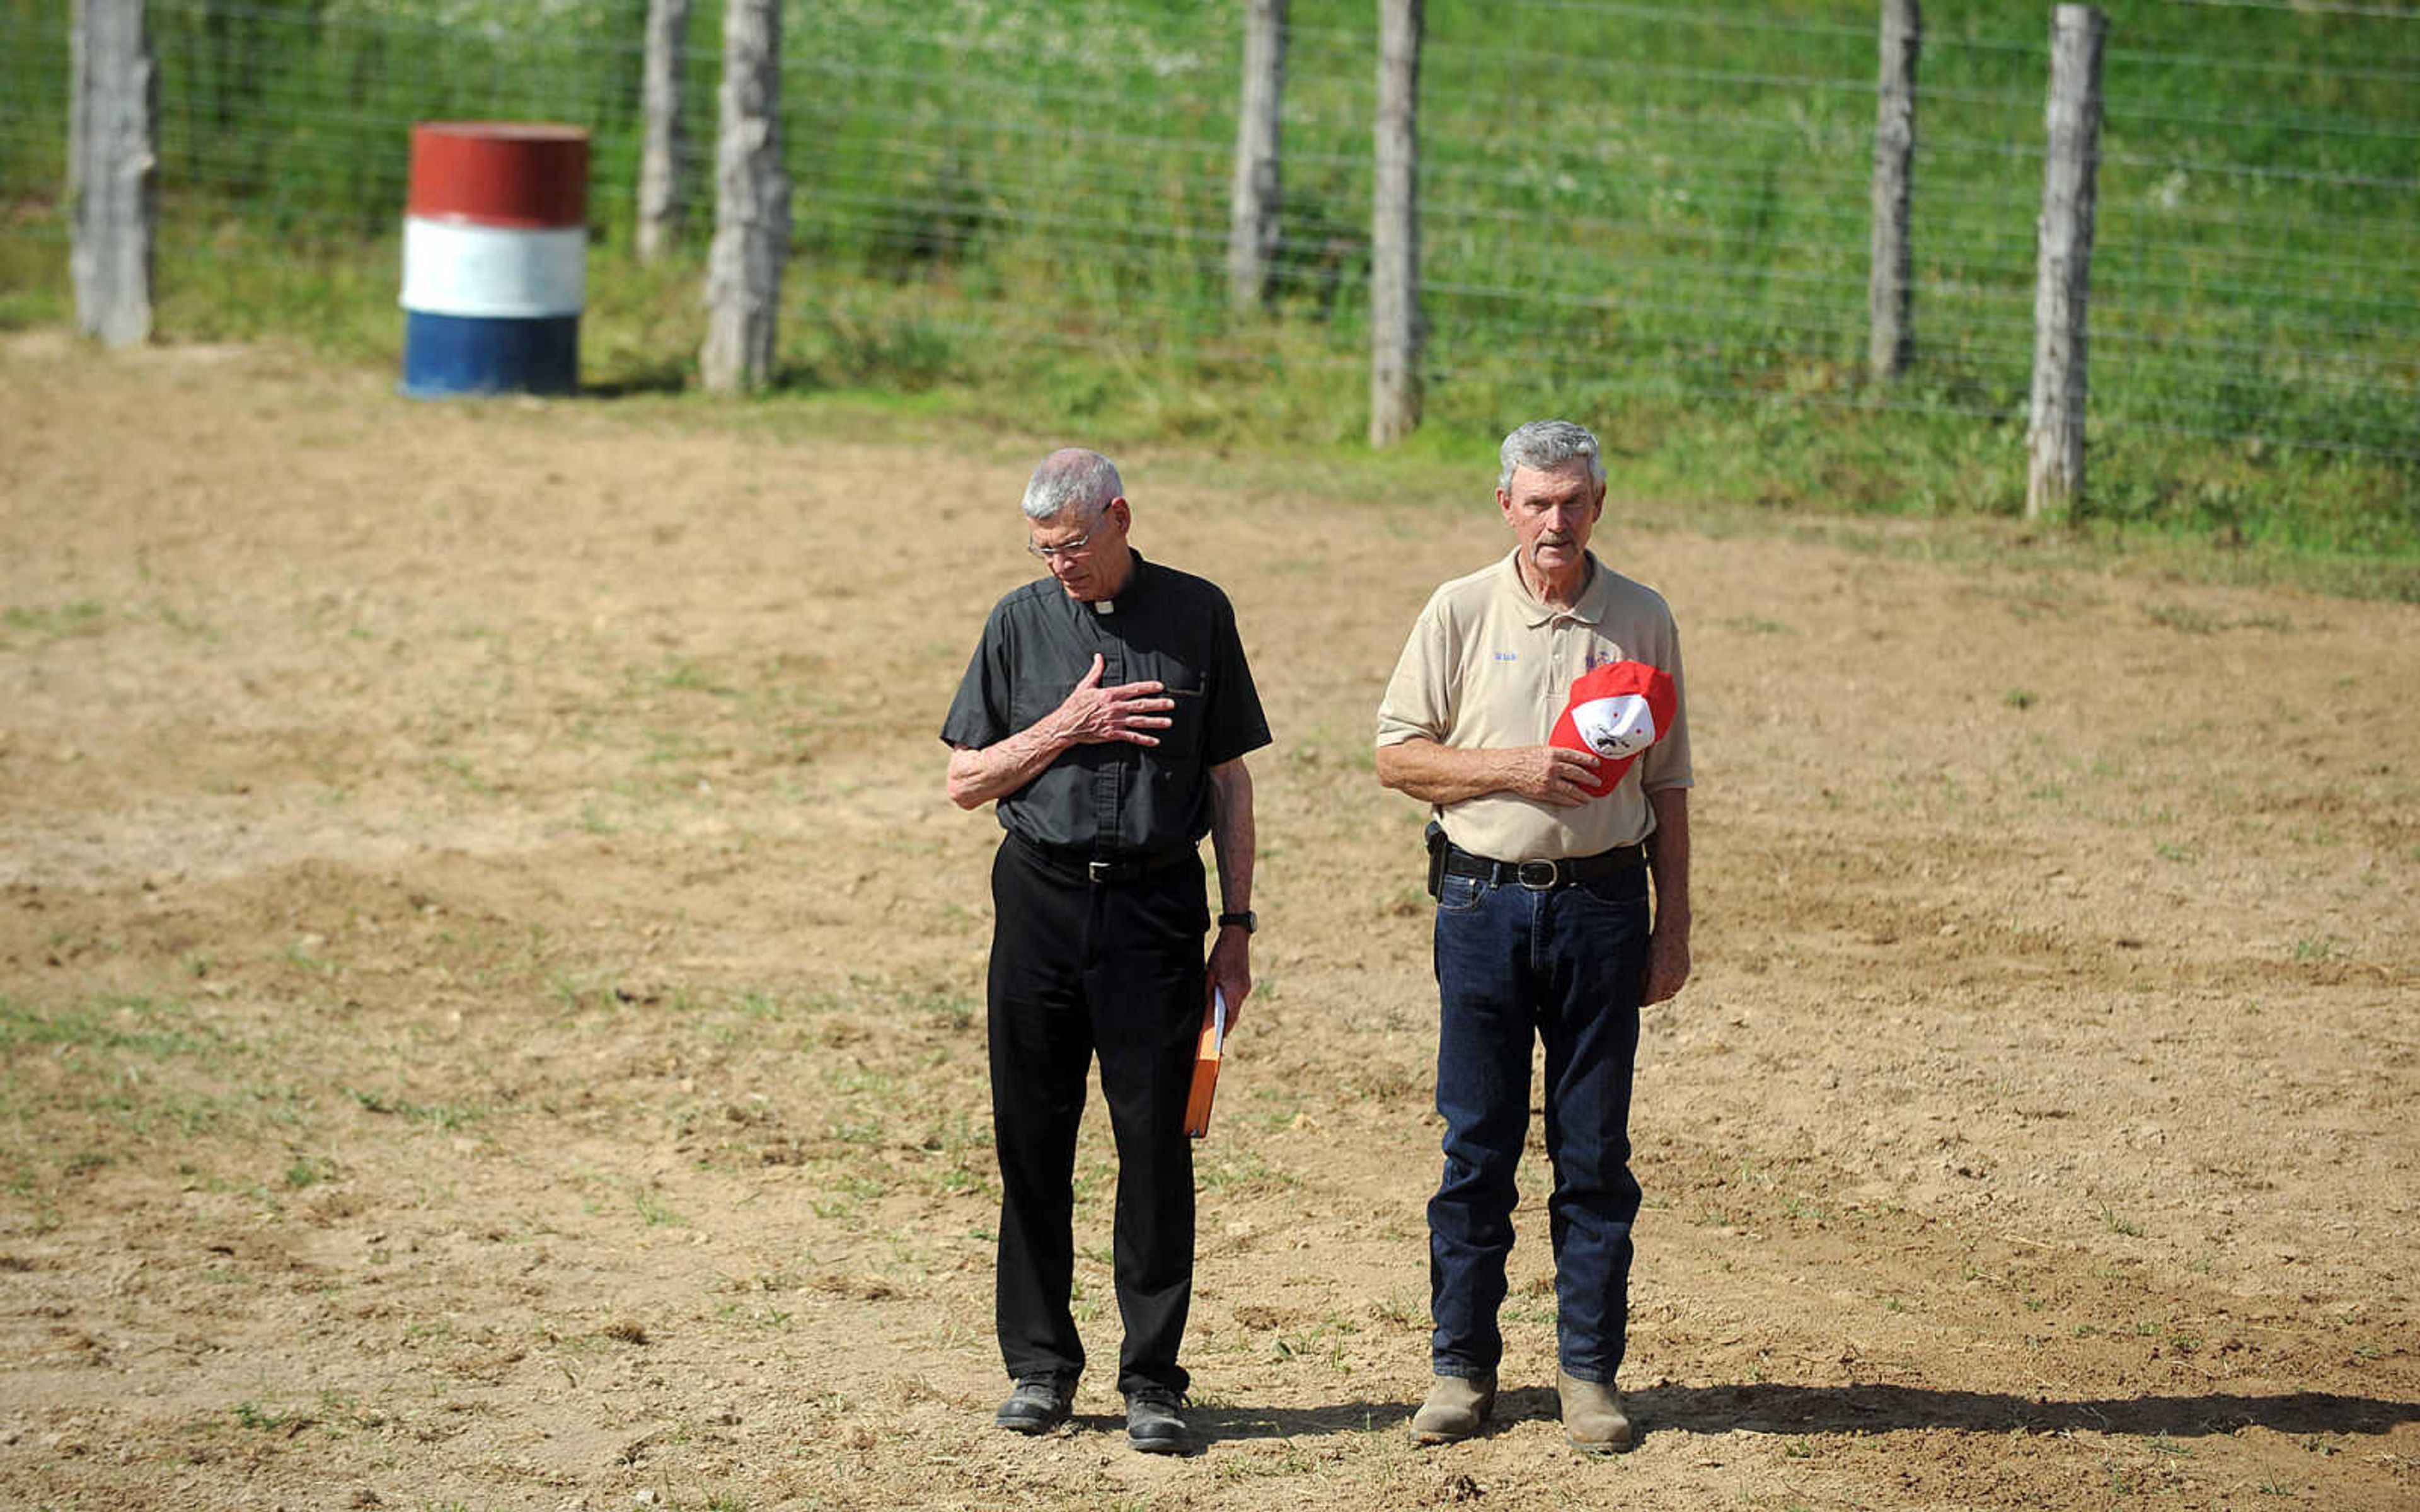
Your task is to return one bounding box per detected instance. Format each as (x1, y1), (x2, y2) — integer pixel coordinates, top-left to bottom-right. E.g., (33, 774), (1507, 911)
(3, 1), (2415, 499)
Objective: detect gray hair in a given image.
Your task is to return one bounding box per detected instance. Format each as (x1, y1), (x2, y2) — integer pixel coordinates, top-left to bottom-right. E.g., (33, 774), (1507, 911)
(1497, 419), (1606, 493)
(1022, 448), (1123, 522)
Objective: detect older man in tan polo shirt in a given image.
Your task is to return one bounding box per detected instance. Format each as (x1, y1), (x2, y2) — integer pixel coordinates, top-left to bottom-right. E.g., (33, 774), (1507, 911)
(1374, 418), (1693, 1453)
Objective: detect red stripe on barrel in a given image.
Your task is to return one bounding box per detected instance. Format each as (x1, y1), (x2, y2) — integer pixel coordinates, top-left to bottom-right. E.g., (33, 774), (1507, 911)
(406, 122), (590, 229)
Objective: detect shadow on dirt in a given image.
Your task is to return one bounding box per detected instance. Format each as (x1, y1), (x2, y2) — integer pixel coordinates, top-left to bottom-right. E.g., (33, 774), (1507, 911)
(1182, 1399), (1417, 1445)
(580, 363), (691, 398)
(1630, 1383), (2420, 1440)
(1182, 1386), (2418, 1446)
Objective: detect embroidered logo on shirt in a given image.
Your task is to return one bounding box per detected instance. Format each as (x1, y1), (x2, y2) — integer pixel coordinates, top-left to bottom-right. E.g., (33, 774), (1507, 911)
(1492, 651), (1518, 662)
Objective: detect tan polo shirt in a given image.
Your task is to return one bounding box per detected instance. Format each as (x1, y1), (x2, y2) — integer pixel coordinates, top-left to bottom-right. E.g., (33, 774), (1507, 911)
(1376, 548), (1691, 861)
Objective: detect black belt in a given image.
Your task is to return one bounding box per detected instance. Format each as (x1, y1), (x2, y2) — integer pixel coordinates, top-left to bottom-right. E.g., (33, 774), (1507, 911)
(1443, 842), (1645, 891)
(1013, 833), (1197, 886)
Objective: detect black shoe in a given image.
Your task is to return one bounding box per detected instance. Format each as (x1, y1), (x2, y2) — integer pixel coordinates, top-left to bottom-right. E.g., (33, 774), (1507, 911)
(995, 1378), (1074, 1435)
(1125, 1387), (1189, 1455)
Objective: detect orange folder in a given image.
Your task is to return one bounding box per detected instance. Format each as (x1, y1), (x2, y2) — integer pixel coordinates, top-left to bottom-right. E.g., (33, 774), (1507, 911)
(1184, 990), (1228, 1138)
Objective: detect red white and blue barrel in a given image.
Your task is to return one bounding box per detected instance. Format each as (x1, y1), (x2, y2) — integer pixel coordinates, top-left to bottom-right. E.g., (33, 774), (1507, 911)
(400, 123), (590, 398)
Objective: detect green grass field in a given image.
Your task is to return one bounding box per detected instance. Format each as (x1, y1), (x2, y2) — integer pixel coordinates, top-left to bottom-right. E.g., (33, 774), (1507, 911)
(2, 0), (2413, 578)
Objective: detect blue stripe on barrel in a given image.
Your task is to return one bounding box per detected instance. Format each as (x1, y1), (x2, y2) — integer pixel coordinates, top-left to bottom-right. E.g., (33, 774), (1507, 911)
(400, 122), (590, 399)
(400, 312), (580, 399)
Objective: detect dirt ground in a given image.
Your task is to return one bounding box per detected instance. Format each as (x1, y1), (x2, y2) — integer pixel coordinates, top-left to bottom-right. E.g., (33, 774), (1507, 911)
(1, 333), (2414, 1511)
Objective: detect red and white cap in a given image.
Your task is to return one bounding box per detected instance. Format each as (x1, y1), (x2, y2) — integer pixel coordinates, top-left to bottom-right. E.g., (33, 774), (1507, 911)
(1548, 660), (1676, 798)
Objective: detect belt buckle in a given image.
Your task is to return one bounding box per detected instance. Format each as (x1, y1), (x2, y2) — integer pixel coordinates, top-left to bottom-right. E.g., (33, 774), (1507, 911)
(1087, 859), (1114, 884)
(1515, 859), (1560, 891)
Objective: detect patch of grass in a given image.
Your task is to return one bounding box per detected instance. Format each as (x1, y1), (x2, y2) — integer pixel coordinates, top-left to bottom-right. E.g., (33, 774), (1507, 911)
(0, 993), (235, 1061)
(1719, 614), (1793, 636)
(914, 991), (978, 1034)
(2097, 1198), (2147, 1239)
(1242, 1087), (1310, 1133)
(633, 1186), (686, 1228)
(282, 936), (337, 976)
(2145, 602), (2222, 634)
(712, 1302), (793, 1333)
(1269, 1310), (1363, 1372)
(430, 753), (494, 796)
(1780, 1193), (1831, 1223)
(1, 600), (106, 646)
(1196, 1149), (1302, 1194)
(342, 1087), (481, 1130)
(0, 995), (316, 1154)
(657, 659), (740, 698)
(231, 1400), (305, 1434)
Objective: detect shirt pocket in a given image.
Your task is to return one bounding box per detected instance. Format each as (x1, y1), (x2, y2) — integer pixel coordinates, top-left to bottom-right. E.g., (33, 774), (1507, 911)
(1155, 669), (1208, 757)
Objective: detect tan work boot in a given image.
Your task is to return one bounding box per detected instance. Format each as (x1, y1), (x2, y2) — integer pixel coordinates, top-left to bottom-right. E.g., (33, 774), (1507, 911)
(1557, 1370), (1635, 1453)
(1410, 1372), (1496, 1444)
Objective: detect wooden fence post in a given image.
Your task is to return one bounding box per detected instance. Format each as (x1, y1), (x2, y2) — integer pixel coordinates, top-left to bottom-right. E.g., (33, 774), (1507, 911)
(2027, 4), (2106, 519)
(70, 0), (156, 348)
(1867, 0), (1919, 382)
(700, 0), (787, 393)
(1369, 0), (1422, 449)
(635, 0), (691, 263)
(1227, 0), (1288, 312)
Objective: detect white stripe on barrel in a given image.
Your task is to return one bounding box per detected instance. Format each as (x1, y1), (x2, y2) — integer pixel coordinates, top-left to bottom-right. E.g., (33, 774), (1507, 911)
(400, 219), (587, 320)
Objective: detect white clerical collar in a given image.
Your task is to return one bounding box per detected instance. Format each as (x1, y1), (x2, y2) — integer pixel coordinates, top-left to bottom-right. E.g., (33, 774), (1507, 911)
(1092, 598), (1115, 614)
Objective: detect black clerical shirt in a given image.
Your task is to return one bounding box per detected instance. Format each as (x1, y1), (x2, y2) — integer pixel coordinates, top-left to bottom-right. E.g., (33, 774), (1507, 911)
(941, 553), (1271, 859)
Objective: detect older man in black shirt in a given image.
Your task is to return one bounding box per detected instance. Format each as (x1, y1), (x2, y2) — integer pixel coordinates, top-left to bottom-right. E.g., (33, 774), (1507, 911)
(942, 448), (1269, 1455)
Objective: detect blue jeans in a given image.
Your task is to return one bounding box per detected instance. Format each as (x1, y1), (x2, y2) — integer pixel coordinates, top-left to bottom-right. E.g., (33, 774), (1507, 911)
(1429, 862), (1650, 1385)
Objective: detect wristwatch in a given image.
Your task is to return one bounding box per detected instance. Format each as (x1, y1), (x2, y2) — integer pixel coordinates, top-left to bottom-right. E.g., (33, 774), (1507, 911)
(1217, 910), (1257, 934)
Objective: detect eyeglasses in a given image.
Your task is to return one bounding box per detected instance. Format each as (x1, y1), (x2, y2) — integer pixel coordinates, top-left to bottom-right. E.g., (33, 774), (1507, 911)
(1027, 528), (1096, 562)
(1027, 509), (1116, 561)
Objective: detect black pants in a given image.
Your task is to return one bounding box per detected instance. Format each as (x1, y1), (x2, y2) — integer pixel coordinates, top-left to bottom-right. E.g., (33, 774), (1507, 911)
(988, 836), (1208, 1397)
